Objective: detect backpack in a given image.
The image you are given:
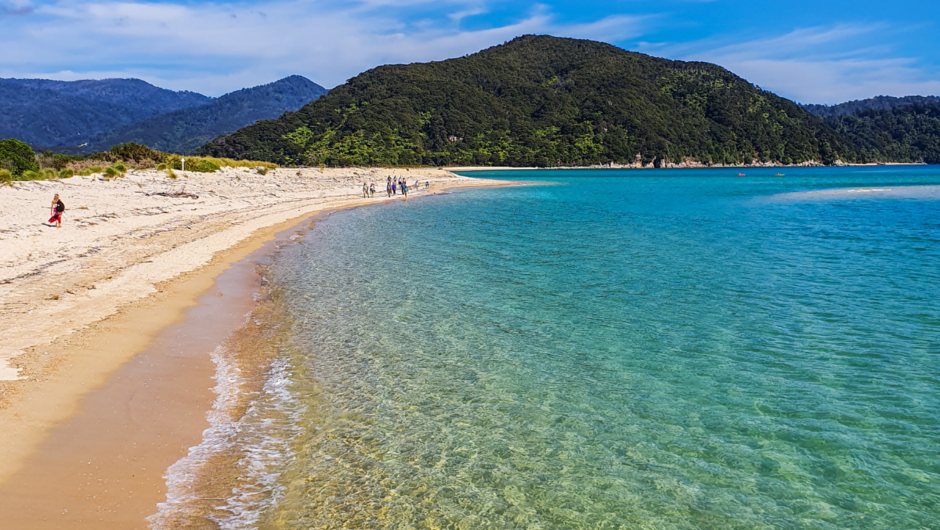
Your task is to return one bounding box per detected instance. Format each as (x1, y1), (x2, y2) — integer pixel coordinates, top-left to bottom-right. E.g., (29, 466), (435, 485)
(56, 200), (65, 213)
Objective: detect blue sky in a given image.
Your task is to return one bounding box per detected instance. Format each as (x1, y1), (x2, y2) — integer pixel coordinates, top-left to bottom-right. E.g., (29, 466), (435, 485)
(2, 0), (939, 103)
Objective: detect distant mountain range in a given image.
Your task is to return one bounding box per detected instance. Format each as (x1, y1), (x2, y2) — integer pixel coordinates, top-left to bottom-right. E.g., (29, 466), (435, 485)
(0, 76), (327, 154)
(199, 35), (852, 167)
(200, 36), (940, 167)
(4, 38), (939, 166)
(0, 78), (210, 148)
(86, 76), (328, 154)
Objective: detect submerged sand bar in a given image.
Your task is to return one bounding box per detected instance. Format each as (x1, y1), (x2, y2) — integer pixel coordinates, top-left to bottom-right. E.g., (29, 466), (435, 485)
(0, 167), (508, 487)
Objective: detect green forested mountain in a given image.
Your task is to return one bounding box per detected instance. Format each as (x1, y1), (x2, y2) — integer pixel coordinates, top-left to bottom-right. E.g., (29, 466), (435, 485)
(804, 96), (940, 119)
(199, 35), (853, 167)
(811, 101), (940, 164)
(87, 76), (327, 154)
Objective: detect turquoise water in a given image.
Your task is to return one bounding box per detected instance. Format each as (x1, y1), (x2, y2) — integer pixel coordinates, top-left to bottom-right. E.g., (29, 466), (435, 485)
(252, 168), (937, 529)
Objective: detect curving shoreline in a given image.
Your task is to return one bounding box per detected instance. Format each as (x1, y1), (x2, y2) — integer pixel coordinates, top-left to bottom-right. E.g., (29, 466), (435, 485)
(0, 167), (511, 527)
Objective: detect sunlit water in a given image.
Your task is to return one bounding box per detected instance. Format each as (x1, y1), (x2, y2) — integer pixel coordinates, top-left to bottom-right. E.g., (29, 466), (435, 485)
(209, 167), (940, 529)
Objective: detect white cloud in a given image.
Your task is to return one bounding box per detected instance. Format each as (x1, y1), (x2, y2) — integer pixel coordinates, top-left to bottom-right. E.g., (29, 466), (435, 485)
(448, 6), (487, 22)
(4, 1), (937, 104)
(651, 25), (940, 104)
(553, 14), (650, 43)
(0, 0), (644, 95)
(712, 57), (940, 105)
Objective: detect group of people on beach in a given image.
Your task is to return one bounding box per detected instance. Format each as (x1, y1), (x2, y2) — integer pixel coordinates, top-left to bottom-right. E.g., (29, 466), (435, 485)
(360, 177), (430, 199)
(44, 174), (436, 229)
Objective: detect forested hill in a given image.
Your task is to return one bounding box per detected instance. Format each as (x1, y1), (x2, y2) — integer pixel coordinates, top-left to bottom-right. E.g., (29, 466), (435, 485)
(0, 78), (210, 147)
(819, 101), (940, 164)
(198, 35), (853, 167)
(804, 96), (940, 118)
(86, 76), (328, 154)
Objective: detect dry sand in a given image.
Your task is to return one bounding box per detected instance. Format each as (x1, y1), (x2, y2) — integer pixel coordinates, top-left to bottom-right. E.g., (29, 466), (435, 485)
(0, 166), (508, 528)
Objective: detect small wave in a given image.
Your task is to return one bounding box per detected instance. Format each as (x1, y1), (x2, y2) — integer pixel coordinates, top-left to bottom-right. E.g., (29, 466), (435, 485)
(210, 356), (302, 529)
(148, 344), (243, 528)
(148, 343), (303, 529)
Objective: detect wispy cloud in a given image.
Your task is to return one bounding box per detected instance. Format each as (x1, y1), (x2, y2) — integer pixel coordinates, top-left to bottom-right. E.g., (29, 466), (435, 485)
(648, 25), (940, 104)
(1, 0), (33, 15)
(0, 0), (644, 95)
(2, 0), (938, 103)
(448, 6), (487, 22)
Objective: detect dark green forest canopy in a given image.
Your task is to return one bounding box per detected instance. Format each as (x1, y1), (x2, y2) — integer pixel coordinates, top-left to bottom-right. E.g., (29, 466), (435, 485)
(822, 102), (940, 164)
(0, 138), (39, 175)
(199, 35), (855, 167)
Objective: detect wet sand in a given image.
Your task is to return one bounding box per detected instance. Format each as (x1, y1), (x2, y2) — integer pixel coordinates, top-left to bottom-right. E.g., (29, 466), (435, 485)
(0, 178), (512, 529)
(0, 214), (309, 529)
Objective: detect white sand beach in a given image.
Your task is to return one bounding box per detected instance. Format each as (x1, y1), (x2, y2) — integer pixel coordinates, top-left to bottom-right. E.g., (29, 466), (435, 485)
(0, 167), (508, 492)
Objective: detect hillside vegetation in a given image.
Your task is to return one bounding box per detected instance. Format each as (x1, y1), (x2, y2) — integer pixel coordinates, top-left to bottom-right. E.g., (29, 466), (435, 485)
(0, 78), (210, 148)
(0, 139), (275, 182)
(821, 101), (940, 164)
(87, 76), (327, 154)
(199, 35), (854, 167)
(804, 96), (940, 119)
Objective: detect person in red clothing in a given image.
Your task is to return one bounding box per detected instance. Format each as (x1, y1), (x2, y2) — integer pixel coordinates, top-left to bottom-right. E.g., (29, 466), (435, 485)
(49, 194), (65, 227)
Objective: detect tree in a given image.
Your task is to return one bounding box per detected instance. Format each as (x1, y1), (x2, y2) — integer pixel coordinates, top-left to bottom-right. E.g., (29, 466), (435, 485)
(0, 138), (39, 176)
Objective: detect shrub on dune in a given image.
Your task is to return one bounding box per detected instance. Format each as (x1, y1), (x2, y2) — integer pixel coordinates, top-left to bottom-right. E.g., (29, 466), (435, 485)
(0, 169), (12, 182)
(58, 168), (74, 179)
(156, 163), (167, 171)
(104, 167), (119, 179)
(0, 139), (39, 176)
(22, 170), (42, 180)
(169, 157), (219, 173)
(42, 168), (58, 179)
(199, 156), (276, 170)
(163, 154), (264, 173)
(191, 159), (220, 172)
(110, 142), (162, 163)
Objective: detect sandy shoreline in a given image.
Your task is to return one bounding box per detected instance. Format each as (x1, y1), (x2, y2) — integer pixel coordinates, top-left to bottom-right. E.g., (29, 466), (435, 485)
(0, 167), (510, 527)
(447, 162), (928, 171)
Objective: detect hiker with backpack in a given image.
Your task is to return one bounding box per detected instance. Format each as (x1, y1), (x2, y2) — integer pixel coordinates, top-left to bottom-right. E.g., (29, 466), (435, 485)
(49, 194), (65, 228)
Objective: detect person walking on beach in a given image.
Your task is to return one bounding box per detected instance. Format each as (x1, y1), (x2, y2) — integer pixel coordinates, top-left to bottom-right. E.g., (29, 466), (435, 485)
(402, 179), (408, 198)
(425, 181), (429, 190)
(369, 183), (375, 198)
(392, 180), (397, 195)
(48, 194), (65, 227)
(362, 182), (369, 198)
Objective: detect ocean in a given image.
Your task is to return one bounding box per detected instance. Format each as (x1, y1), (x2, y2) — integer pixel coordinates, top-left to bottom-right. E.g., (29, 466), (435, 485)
(154, 167), (940, 529)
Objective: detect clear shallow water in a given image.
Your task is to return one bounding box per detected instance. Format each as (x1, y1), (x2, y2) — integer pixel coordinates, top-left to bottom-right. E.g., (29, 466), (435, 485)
(248, 167), (937, 529)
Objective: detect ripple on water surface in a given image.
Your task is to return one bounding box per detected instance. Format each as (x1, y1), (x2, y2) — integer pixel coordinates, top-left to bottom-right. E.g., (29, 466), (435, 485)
(223, 168), (939, 529)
